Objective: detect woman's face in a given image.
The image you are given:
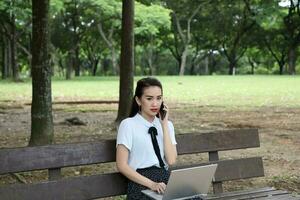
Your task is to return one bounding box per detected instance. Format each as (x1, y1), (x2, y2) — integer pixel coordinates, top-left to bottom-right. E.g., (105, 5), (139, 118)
(136, 86), (163, 119)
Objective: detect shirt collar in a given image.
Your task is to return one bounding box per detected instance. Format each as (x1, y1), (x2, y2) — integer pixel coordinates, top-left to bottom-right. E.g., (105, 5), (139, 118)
(135, 113), (159, 128)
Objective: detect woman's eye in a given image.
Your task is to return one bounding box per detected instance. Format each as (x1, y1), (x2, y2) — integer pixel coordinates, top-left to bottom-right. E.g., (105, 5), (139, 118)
(157, 96), (162, 100)
(146, 98), (152, 100)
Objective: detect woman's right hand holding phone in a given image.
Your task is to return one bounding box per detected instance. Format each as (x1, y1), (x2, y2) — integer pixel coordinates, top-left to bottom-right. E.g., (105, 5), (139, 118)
(159, 102), (168, 123)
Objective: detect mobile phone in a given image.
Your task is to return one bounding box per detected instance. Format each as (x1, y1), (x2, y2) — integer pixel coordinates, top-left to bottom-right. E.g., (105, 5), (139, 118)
(158, 102), (167, 120)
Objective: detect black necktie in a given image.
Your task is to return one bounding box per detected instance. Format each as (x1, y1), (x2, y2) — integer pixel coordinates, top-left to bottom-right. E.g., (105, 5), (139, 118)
(148, 126), (165, 168)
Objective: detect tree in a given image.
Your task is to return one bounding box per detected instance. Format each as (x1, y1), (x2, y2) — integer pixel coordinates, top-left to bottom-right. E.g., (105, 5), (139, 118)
(81, 33), (104, 76)
(0, 0), (31, 80)
(30, 0), (53, 145)
(263, 29), (288, 74)
(209, 0), (256, 75)
(283, 0), (300, 74)
(90, 0), (122, 75)
(165, 0), (207, 75)
(255, 0), (292, 74)
(188, 3), (219, 75)
(116, 0), (134, 123)
(50, 0), (93, 79)
(134, 4), (171, 75)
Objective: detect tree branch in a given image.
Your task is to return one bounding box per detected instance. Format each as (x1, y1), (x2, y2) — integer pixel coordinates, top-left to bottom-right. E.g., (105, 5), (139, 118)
(173, 12), (186, 43)
(17, 42), (31, 57)
(97, 21), (112, 48)
(187, 4), (201, 43)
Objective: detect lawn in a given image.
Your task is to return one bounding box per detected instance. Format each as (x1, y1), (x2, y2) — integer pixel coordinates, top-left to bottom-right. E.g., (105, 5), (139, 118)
(1, 75), (300, 108)
(1, 75), (300, 194)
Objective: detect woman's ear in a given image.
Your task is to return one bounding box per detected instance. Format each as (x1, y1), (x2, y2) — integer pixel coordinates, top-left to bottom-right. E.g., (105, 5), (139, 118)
(135, 96), (141, 106)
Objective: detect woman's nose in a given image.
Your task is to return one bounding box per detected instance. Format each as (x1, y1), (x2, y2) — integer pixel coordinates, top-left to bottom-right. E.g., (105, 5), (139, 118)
(152, 100), (160, 107)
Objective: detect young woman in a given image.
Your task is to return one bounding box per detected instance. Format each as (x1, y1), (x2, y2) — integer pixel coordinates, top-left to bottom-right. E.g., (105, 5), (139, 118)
(116, 77), (177, 200)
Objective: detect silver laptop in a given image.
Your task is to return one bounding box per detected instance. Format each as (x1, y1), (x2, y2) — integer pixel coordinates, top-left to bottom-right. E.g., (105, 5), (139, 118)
(142, 164), (217, 200)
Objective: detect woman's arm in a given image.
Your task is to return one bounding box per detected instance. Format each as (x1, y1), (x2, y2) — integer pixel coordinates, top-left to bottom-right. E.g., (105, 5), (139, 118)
(160, 104), (177, 165)
(161, 122), (177, 165)
(116, 144), (166, 194)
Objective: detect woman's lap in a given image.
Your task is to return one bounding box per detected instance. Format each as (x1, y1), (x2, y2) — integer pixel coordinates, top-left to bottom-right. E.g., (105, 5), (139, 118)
(126, 166), (170, 200)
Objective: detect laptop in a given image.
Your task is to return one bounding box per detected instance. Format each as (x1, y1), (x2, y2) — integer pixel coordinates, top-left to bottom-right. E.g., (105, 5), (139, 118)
(142, 164), (218, 200)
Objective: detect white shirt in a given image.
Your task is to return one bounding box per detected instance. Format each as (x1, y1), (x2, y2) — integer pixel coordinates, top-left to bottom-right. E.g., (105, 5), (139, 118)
(116, 113), (177, 170)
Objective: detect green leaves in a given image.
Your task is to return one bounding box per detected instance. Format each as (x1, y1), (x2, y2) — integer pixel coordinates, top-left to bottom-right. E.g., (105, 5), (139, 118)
(135, 3), (171, 36)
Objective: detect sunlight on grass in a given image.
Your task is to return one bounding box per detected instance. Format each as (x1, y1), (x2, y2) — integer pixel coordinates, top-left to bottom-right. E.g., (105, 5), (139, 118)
(1, 75), (300, 108)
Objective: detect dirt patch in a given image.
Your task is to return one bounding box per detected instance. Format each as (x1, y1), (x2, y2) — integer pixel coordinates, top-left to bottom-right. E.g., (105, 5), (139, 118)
(0, 102), (300, 198)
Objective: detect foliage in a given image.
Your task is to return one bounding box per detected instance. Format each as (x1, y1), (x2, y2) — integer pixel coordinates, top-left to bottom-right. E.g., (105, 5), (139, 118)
(1, 0), (300, 78)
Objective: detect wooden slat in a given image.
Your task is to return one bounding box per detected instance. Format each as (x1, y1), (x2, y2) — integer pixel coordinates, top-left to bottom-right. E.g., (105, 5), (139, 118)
(0, 140), (116, 174)
(0, 173), (127, 200)
(0, 158), (265, 200)
(210, 190), (291, 200)
(0, 157), (265, 199)
(206, 187), (277, 199)
(214, 157), (264, 182)
(174, 157), (264, 182)
(177, 128), (259, 155)
(0, 129), (259, 174)
(255, 194), (300, 200)
(256, 194), (300, 200)
(206, 187), (299, 200)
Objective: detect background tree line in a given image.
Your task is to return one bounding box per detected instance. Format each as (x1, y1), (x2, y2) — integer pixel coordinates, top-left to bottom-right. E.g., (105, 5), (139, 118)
(1, 0), (300, 81)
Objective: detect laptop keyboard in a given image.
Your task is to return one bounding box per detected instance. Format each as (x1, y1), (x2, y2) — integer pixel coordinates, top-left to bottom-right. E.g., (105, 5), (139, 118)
(184, 196), (204, 200)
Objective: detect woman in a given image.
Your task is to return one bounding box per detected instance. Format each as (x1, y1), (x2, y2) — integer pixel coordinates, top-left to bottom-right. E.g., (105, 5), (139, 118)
(116, 77), (177, 200)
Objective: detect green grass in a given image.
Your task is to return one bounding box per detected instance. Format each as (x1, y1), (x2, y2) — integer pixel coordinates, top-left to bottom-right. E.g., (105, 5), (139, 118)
(1, 75), (300, 108)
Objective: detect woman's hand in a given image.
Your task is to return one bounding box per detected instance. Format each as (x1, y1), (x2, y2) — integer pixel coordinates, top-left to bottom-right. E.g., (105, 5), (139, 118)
(149, 181), (166, 194)
(159, 102), (178, 165)
(159, 103), (169, 124)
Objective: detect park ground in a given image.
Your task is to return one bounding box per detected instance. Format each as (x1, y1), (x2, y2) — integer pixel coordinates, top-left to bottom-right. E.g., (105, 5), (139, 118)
(0, 76), (300, 198)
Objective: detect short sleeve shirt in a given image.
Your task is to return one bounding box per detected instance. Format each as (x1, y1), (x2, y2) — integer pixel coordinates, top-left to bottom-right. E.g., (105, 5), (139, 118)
(116, 113), (177, 171)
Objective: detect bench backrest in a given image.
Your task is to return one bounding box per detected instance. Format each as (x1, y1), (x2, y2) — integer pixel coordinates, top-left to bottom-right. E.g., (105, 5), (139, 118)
(0, 128), (264, 200)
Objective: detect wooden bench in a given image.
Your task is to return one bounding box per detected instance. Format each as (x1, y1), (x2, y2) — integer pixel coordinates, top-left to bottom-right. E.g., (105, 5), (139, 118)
(0, 128), (298, 200)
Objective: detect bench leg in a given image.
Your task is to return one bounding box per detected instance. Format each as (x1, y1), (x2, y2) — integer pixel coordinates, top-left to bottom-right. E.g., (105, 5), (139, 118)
(213, 181), (223, 194)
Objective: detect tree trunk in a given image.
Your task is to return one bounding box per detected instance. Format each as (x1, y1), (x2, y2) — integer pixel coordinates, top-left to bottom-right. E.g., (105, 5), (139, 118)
(74, 45), (80, 76)
(190, 64), (195, 75)
(146, 45), (156, 75)
(11, 11), (19, 81)
(248, 58), (255, 75)
(147, 55), (155, 75)
(228, 60), (236, 75)
(29, 0), (53, 146)
(92, 59), (99, 76)
(116, 0), (134, 124)
(1, 38), (7, 79)
(102, 58), (110, 75)
(6, 37), (12, 77)
(279, 65), (284, 75)
(97, 22), (118, 75)
(146, 36), (156, 75)
(111, 46), (119, 75)
(28, 33), (32, 77)
(204, 56), (209, 75)
(179, 45), (188, 76)
(288, 46), (296, 75)
(66, 51), (73, 80)
(58, 56), (65, 77)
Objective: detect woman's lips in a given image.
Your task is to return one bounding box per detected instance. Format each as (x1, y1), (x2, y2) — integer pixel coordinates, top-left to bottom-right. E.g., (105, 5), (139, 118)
(150, 109), (158, 112)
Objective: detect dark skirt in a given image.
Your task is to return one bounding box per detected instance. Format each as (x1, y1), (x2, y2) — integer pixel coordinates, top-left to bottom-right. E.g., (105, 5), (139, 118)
(126, 166), (203, 200)
(127, 166), (170, 200)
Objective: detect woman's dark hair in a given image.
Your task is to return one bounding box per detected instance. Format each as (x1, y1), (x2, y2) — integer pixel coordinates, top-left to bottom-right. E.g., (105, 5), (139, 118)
(129, 77), (163, 117)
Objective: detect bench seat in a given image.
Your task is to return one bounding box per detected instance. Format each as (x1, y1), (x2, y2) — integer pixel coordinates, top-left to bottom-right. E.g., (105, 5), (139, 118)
(0, 128), (298, 200)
